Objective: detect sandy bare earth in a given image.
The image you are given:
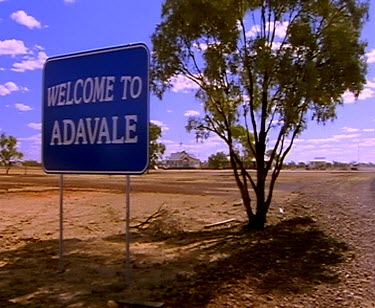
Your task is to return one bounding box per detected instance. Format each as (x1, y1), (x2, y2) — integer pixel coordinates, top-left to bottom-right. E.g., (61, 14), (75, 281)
(0, 169), (374, 307)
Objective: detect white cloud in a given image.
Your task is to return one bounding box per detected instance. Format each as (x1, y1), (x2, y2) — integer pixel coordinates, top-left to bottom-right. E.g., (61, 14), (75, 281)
(0, 81), (29, 96)
(184, 110), (200, 117)
(11, 51), (47, 72)
(186, 135), (227, 159)
(0, 39), (28, 56)
(64, 0), (76, 3)
(341, 77), (375, 103)
(274, 133), (361, 149)
(285, 133), (375, 163)
(164, 134), (227, 160)
(0, 81), (19, 96)
(363, 128), (375, 132)
(294, 144), (316, 151)
(159, 139), (175, 145)
(268, 41), (283, 51)
(167, 109), (173, 113)
(246, 24), (260, 37)
(342, 126), (360, 133)
(332, 133), (361, 140)
(35, 45), (45, 51)
(366, 48), (375, 64)
(193, 42), (208, 51)
(17, 134), (41, 161)
(150, 120), (170, 131)
(358, 138), (375, 147)
(27, 122), (42, 130)
(15, 103), (32, 111)
(198, 134), (224, 147)
(343, 87), (375, 104)
(3, 82), (18, 92)
(246, 21), (289, 38)
(19, 133), (41, 144)
(170, 75), (199, 93)
(269, 119), (284, 127)
(274, 21), (289, 38)
(359, 88), (375, 99)
(193, 41), (222, 52)
(10, 10), (42, 29)
(366, 78), (375, 88)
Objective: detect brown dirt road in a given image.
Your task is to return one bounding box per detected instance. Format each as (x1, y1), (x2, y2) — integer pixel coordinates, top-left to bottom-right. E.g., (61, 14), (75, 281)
(0, 169), (374, 307)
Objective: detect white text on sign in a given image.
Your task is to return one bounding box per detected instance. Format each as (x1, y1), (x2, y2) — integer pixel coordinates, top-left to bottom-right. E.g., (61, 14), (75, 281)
(50, 116), (138, 146)
(47, 75), (144, 146)
(47, 75), (143, 106)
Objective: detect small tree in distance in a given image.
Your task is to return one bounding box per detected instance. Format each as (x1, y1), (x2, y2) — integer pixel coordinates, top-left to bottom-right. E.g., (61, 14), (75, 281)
(23, 160), (41, 167)
(151, 0), (368, 229)
(208, 151), (229, 169)
(0, 133), (24, 175)
(149, 122), (166, 168)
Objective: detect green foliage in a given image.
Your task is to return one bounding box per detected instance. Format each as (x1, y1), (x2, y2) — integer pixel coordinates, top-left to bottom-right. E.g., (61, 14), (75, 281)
(23, 160), (41, 167)
(149, 122), (166, 167)
(284, 161), (297, 169)
(0, 133), (24, 174)
(208, 151), (229, 169)
(152, 0), (368, 229)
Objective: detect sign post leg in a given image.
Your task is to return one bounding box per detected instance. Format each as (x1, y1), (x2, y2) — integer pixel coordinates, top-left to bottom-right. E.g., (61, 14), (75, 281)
(125, 175), (132, 284)
(58, 174), (64, 272)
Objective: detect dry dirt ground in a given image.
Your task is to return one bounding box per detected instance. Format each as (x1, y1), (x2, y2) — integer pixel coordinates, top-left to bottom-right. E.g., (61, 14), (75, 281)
(0, 168), (374, 307)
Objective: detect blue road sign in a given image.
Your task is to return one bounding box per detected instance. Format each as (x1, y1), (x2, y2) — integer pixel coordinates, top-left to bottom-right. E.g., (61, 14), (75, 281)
(42, 44), (149, 174)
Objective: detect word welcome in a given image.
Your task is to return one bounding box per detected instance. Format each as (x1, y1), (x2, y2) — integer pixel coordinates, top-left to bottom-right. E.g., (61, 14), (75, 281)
(47, 75), (143, 107)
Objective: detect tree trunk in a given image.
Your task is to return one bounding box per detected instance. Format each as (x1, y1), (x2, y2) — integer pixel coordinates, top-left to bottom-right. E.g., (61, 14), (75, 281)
(253, 200), (267, 230)
(235, 176), (254, 224)
(229, 151), (255, 226)
(251, 153), (266, 229)
(244, 192), (267, 230)
(242, 193), (254, 224)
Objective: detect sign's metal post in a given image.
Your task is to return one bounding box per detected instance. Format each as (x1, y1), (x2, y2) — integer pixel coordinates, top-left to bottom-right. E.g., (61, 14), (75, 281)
(125, 174), (132, 284)
(58, 174), (64, 272)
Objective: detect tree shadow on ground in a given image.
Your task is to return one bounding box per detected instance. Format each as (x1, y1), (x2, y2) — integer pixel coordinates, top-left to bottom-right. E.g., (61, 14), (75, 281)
(0, 238), (127, 307)
(108, 216), (349, 307)
(0, 216), (348, 307)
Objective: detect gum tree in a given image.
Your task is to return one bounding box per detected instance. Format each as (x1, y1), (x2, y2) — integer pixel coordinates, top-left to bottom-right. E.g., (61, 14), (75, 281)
(0, 133), (24, 175)
(149, 122), (166, 167)
(208, 151), (229, 169)
(151, 0), (368, 229)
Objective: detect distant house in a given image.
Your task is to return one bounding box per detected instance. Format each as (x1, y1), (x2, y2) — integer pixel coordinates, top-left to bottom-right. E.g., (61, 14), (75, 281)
(308, 157), (326, 170)
(9, 160), (23, 167)
(164, 151), (201, 169)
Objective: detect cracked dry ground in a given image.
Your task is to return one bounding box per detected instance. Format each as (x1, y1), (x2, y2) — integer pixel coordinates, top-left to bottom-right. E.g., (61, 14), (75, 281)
(0, 170), (374, 307)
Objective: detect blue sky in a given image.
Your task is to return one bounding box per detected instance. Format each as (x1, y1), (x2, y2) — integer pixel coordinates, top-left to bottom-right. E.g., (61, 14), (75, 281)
(1, 0), (375, 163)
